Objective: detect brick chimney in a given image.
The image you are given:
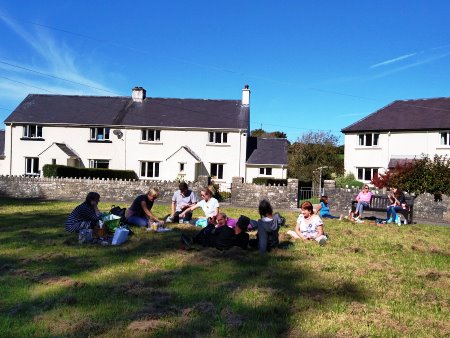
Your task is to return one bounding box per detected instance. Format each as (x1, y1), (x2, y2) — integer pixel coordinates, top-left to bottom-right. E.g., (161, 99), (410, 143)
(242, 84), (250, 106)
(132, 87), (146, 102)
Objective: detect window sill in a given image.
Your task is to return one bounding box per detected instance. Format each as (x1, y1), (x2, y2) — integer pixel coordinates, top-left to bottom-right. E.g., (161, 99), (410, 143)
(436, 146), (450, 149)
(355, 146), (381, 150)
(206, 143), (230, 147)
(20, 137), (45, 141)
(88, 140), (112, 143)
(139, 177), (160, 180)
(139, 141), (163, 145)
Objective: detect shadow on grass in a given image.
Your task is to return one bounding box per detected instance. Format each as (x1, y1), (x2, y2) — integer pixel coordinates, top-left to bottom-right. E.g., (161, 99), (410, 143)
(0, 198), (368, 337)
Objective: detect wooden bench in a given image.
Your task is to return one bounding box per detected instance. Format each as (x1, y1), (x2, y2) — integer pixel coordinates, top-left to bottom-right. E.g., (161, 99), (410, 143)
(351, 195), (415, 224)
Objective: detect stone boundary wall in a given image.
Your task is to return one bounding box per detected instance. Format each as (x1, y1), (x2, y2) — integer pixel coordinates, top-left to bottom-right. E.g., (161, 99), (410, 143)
(0, 175), (209, 204)
(0, 175), (299, 210)
(230, 177), (298, 209)
(324, 187), (450, 224)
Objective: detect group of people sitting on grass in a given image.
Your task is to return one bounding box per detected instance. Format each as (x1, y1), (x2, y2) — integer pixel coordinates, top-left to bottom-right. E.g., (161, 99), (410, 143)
(65, 181), (330, 253)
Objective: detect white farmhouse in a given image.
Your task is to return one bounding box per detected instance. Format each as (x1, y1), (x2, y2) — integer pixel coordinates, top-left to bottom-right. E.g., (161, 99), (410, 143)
(342, 97), (450, 182)
(0, 86), (288, 186)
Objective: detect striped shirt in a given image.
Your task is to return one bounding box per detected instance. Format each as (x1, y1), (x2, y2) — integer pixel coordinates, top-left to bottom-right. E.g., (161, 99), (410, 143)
(65, 202), (99, 233)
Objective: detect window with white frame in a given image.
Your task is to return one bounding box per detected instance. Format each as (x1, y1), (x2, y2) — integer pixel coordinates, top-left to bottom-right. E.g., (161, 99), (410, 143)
(25, 157), (39, 175)
(259, 167), (273, 175)
(208, 131), (227, 144)
(90, 127), (110, 141)
(23, 125), (43, 138)
(179, 162), (185, 172)
(357, 167), (379, 181)
(89, 159), (109, 169)
(440, 131), (450, 146)
(358, 133), (379, 146)
(141, 129), (161, 142)
(211, 163), (224, 179)
(141, 161), (160, 178)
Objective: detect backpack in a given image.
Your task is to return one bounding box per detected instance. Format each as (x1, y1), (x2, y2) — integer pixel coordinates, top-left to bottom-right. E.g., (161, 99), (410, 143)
(110, 205), (127, 224)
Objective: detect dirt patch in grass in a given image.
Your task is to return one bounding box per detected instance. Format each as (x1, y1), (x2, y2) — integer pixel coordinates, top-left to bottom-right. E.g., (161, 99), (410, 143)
(133, 290), (177, 319)
(345, 246), (363, 253)
(127, 319), (168, 332)
(32, 272), (85, 288)
(10, 268), (31, 277)
(221, 307), (243, 329)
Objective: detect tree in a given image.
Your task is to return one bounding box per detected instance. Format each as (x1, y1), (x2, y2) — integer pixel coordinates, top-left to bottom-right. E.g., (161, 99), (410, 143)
(288, 131), (344, 182)
(250, 129), (287, 139)
(371, 155), (450, 196)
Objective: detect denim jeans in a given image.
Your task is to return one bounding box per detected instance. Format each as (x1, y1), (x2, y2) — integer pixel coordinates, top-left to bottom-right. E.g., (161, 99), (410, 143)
(387, 205), (402, 221)
(127, 215), (148, 227)
(355, 201), (369, 216)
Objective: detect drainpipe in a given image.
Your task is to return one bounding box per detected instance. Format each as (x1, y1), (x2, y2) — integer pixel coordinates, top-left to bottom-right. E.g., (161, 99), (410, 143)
(9, 123), (13, 175)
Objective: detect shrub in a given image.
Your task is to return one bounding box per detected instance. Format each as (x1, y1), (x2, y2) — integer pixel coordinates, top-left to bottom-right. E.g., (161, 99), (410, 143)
(335, 173), (364, 188)
(371, 155), (450, 195)
(42, 164), (138, 180)
(252, 177), (288, 186)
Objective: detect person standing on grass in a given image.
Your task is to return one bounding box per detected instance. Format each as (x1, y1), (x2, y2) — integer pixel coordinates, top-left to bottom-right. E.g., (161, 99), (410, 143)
(65, 192), (102, 233)
(353, 185), (372, 223)
(386, 187), (406, 224)
(126, 188), (164, 227)
(287, 201), (327, 245)
(317, 195), (343, 220)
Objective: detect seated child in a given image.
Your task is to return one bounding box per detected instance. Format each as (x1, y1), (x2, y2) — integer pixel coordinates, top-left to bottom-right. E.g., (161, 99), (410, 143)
(65, 192), (102, 233)
(317, 195), (343, 220)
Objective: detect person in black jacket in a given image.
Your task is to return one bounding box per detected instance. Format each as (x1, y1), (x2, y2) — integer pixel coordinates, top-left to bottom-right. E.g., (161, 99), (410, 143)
(182, 214), (250, 250)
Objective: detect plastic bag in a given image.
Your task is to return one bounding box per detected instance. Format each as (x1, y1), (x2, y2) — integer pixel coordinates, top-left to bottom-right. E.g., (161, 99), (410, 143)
(111, 227), (129, 245)
(195, 218), (208, 228)
(102, 214), (121, 232)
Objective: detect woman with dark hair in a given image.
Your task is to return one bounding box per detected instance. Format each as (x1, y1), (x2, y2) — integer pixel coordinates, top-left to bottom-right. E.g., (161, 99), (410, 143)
(386, 187), (406, 224)
(65, 192), (101, 233)
(250, 199), (283, 254)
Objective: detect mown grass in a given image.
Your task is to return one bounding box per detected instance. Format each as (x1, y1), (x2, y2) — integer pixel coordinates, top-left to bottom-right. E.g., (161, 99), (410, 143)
(0, 197), (448, 337)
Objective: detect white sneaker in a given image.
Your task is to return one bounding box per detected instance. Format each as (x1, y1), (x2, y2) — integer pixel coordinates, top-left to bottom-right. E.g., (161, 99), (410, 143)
(355, 219), (364, 223)
(166, 216), (173, 223)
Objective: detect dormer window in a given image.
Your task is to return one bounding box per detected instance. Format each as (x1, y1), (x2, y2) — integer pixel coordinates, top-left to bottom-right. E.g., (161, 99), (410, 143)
(23, 125), (43, 139)
(141, 129), (161, 142)
(90, 127), (110, 141)
(208, 132), (227, 144)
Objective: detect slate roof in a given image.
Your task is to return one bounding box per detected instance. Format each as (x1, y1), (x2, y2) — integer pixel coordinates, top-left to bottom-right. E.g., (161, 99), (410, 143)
(4, 94), (249, 130)
(341, 97), (450, 133)
(246, 137), (288, 165)
(388, 158), (416, 168)
(0, 130), (5, 156)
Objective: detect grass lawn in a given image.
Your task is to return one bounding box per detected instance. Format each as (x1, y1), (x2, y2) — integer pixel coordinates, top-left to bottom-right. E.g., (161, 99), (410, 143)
(0, 197), (449, 337)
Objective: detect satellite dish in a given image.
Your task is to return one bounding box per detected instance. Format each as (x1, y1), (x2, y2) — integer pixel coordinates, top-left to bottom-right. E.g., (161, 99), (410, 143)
(113, 130), (123, 138)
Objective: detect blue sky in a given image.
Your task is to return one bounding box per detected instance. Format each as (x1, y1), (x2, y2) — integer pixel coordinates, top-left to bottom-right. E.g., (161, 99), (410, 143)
(1, 1), (449, 143)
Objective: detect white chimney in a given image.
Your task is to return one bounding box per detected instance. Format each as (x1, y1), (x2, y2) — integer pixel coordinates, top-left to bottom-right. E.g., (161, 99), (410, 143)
(242, 84), (250, 106)
(132, 87), (146, 102)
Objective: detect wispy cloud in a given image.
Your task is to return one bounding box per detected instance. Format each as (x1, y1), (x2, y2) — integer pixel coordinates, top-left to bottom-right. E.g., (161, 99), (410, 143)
(369, 52), (418, 69)
(0, 11), (118, 101)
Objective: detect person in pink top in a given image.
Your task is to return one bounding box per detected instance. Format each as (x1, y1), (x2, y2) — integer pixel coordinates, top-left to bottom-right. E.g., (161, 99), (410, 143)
(354, 185), (372, 222)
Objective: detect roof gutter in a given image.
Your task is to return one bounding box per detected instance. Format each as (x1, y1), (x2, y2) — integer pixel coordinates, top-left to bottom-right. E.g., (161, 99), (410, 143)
(9, 123), (13, 175)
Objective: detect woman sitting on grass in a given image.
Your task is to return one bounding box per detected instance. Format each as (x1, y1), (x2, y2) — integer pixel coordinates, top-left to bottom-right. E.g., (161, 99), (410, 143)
(287, 201), (327, 246)
(126, 188), (163, 227)
(65, 192), (102, 233)
(179, 187), (219, 225)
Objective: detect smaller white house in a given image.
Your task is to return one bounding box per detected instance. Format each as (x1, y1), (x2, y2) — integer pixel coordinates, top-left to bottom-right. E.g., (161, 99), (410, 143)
(341, 97), (450, 182)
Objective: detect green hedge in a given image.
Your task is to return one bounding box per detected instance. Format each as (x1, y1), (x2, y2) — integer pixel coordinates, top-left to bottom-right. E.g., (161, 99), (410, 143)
(252, 177), (288, 186)
(42, 164), (138, 180)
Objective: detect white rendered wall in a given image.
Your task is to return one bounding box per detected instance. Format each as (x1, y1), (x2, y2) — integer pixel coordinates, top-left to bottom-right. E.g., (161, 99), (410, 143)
(344, 131), (450, 181)
(5, 124), (248, 185)
(245, 166), (287, 182)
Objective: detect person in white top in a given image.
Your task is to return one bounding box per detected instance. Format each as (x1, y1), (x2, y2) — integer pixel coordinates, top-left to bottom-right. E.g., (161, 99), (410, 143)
(287, 201), (328, 246)
(179, 187), (219, 224)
